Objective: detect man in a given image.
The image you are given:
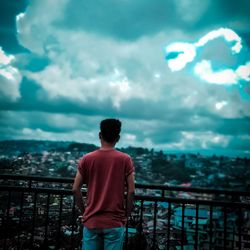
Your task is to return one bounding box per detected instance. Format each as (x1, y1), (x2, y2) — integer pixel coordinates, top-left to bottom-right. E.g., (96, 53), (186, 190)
(72, 118), (135, 250)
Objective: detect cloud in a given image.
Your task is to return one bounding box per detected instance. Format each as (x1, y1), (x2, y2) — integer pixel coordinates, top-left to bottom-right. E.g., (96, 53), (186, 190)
(194, 60), (250, 85)
(236, 62), (250, 81)
(26, 62), (146, 109)
(165, 28), (250, 87)
(165, 28), (243, 71)
(195, 28), (242, 53)
(16, 0), (69, 54)
(0, 47), (22, 101)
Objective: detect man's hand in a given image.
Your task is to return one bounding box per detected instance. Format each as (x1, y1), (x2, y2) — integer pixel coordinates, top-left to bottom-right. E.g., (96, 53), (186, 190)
(77, 215), (85, 224)
(126, 172), (135, 217)
(72, 171), (85, 214)
(126, 192), (135, 217)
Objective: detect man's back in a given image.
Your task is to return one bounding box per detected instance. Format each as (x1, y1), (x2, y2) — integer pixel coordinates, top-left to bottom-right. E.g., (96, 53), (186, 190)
(78, 149), (134, 229)
(72, 118), (135, 250)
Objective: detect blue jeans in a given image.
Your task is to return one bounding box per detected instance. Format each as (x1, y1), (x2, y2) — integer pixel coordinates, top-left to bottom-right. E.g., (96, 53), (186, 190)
(82, 227), (125, 250)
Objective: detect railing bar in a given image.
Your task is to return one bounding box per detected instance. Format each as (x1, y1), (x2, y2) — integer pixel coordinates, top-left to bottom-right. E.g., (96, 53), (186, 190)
(153, 201), (158, 250)
(167, 202), (171, 250)
(125, 193), (129, 250)
(71, 196), (76, 246)
(161, 189), (165, 197)
(238, 208), (242, 250)
(31, 192), (37, 247)
(3, 191), (11, 250)
(17, 191), (24, 249)
(70, 196), (76, 249)
(0, 174), (74, 183)
(56, 194), (63, 249)
(224, 207), (227, 250)
(209, 205), (213, 250)
(44, 193), (50, 246)
(125, 218), (129, 250)
(2, 174), (250, 196)
(138, 200), (144, 249)
(181, 203), (185, 250)
(195, 204), (199, 250)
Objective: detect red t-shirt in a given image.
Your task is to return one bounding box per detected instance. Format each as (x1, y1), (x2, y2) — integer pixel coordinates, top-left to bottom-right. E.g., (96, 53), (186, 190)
(78, 149), (134, 229)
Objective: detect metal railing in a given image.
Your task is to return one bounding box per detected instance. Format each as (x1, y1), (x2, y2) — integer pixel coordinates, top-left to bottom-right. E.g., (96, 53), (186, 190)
(0, 174), (250, 250)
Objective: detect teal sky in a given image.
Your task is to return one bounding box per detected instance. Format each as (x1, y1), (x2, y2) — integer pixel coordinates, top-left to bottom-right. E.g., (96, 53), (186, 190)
(0, 0), (250, 156)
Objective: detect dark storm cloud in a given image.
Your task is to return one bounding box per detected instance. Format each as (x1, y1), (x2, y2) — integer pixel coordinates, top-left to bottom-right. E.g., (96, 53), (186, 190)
(13, 53), (50, 72)
(194, 0), (250, 27)
(227, 135), (250, 151)
(56, 0), (175, 40)
(0, 0), (27, 53)
(0, 78), (115, 117)
(56, 0), (250, 41)
(214, 117), (250, 135)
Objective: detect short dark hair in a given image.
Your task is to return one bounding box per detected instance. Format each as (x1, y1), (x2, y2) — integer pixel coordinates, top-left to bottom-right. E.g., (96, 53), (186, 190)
(100, 119), (121, 143)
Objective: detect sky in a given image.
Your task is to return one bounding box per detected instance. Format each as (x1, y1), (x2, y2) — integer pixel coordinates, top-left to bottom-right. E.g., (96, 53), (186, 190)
(0, 0), (250, 156)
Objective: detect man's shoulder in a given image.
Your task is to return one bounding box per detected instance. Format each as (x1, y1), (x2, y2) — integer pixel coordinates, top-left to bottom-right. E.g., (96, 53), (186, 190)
(82, 150), (99, 159)
(114, 150), (132, 159)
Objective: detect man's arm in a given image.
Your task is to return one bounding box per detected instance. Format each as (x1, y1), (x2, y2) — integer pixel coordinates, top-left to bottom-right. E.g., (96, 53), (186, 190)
(72, 171), (85, 214)
(126, 172), (135, 217)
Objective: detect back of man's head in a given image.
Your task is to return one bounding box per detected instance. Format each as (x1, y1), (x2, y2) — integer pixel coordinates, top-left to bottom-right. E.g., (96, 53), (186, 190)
(100, 119), (121, 143)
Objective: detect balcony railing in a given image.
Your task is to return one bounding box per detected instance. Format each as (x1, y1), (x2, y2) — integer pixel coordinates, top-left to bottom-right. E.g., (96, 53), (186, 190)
(0, 174), (250, 250)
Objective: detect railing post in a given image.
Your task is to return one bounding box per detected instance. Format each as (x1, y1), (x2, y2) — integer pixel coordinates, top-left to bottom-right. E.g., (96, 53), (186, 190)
(152, 201), (158, 249)
(167, 202), (171, 250)
(161, 190), (165, 197)
(224, 206), (227, 249)
(71, 196), (76, 247)
(181, 203), (185, 250)
(209, 205), (213, 250)
(3, 191), (11, 250)
(238, 208), (242, 250)
(31, 192), (37, 247)
(195, 204), (199, 250)
(17, 192), (24, 249)
(56, 194), (63, 250)
(138, 200), (144, 249)
(44, 193), (50, 247)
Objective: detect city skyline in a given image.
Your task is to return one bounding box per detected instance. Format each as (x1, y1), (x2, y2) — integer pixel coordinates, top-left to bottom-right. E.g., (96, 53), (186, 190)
(0, 0), (250, 156)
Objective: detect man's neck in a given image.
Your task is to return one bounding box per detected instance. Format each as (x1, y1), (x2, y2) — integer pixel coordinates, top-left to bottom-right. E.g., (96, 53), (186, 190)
(100, 141), (115, 150)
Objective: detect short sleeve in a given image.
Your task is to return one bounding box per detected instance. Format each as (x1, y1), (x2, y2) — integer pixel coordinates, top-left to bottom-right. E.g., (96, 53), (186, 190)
(78, 157), (88, 182)
(125, 156), (135, 177)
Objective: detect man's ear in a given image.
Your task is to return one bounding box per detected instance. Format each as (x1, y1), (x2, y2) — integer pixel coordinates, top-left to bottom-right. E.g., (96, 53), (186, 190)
(99, 132), (102, 140)
(116, 135), (120, 142)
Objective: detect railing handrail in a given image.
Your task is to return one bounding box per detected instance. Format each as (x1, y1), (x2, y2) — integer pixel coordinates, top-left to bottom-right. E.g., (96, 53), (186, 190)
(1, 185), (250, 209)
(1, 174), (250, 196)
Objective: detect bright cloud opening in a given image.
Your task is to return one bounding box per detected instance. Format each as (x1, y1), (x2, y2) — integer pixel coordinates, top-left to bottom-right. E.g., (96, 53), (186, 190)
(215, 101), (227, 110)
(236, 62), (250, 81)
(194, 60), (238, 85)
(0, 47), (22, 101)
(165, 42), (196, 71)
